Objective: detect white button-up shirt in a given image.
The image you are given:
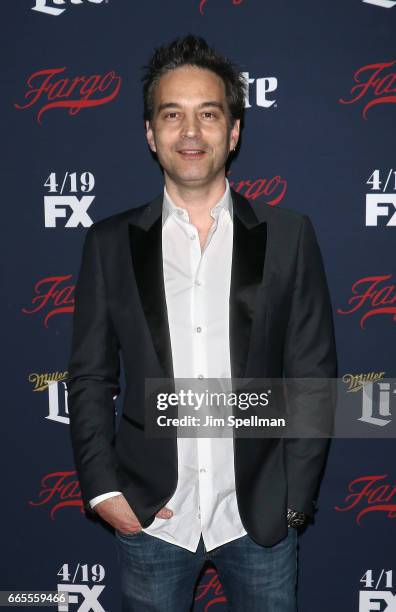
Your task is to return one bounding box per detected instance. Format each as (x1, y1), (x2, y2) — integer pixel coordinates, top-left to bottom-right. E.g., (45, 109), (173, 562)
(89, 178), (247, 552)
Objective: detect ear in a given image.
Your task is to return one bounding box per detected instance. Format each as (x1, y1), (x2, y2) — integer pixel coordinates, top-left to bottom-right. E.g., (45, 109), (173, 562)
(145, 120), (157, 153)
(229, 118), (240, 152)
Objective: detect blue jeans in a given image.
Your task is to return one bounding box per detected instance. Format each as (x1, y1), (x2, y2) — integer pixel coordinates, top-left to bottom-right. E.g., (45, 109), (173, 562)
(114, 527), (298, 611)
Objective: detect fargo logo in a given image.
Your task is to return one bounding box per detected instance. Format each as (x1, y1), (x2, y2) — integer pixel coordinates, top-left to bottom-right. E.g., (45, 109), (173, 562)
(32, 0), (105, 17)
(22, 275), (75, 327)
(29, 471), (83, 519)
(199, 0), (244, 15)
(335, 474), (396, 525)
(339, 61), (396, 120)
(337, 275), (396, 328)
(14, 68), (122, 124)
(227, 170), (287, 206)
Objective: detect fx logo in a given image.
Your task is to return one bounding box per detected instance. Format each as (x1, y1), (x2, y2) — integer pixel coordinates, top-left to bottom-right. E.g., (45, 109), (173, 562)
(44, 196), (94, 227)
(242, 73), (278, 109)
(363, 0), (396, 7)
(360, 591), (396, 611)
(32, 0), (104, 16)
(58, 585), (105, 611)
(366, 195), (396, 226)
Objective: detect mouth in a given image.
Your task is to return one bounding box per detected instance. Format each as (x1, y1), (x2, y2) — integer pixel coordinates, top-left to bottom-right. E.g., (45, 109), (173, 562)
(177, 149), (206, 160)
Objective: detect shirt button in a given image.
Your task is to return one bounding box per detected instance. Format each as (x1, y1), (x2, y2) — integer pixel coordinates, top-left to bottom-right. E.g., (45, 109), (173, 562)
(197, 374), (204, 379)
(200, 468), (207, 473)
(190, 234), (196, 240)
(177, 209), (184, 215)
(196, 326), (202, 333)
(197, 513), (201, 519)
(195, 279), (202, 286)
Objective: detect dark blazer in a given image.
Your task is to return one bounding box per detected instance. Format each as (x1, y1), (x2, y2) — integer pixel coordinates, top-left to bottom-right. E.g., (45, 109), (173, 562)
(66, 188), (337, 546)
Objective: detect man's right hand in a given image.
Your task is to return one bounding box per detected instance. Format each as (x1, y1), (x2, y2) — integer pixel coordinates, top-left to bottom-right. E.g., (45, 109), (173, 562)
(94, 494), (173, 534)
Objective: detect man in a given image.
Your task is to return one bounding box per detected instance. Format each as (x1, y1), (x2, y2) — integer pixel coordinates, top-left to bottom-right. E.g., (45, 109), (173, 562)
(67, 35), (337, 611)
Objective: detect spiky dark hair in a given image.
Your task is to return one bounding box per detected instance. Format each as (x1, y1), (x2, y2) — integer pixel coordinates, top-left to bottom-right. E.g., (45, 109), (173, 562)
(142, 34), (246, 126)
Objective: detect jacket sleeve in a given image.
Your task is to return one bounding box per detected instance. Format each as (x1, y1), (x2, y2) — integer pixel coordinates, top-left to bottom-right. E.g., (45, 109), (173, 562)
(283, 215), (337, 519)
(66, 225), (122, 515)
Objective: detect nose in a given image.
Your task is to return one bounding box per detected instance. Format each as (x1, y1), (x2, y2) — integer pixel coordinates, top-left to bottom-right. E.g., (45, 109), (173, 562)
(180, 113), (201, 139)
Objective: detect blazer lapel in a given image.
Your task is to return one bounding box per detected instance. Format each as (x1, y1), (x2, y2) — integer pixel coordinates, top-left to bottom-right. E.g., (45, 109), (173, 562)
(229, 190), (267, 380)
(128, 189), (267, 382)
(128, 195), (174, 380)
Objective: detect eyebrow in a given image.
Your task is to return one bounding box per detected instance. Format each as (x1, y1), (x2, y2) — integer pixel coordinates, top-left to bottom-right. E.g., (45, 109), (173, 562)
(157, 101), (225, 113)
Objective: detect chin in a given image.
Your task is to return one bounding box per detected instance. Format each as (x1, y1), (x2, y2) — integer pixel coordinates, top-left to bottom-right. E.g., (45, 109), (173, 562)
(179, 176), (213, 187)
(172, 170), (210, 183)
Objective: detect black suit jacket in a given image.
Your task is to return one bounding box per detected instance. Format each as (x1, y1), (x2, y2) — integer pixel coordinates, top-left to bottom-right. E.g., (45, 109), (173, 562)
(66, 188), (337, 546)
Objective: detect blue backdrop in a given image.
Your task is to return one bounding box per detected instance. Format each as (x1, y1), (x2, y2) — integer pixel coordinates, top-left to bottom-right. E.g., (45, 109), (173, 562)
(2, 1), (396, 610)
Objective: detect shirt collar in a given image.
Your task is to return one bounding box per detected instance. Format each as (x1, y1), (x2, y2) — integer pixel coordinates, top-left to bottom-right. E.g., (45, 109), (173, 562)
(162, 178), (233, 227)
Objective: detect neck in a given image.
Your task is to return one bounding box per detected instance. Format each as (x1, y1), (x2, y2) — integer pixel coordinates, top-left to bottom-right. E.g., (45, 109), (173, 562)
(164, 173), (227, 216)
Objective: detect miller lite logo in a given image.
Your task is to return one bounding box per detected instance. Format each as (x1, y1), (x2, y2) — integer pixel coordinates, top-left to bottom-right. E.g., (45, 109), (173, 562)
(363, 0), (396, 7)
(29, 370), (70, 425)
(243, 72), (278, 109)
(32, 0), (105, 17)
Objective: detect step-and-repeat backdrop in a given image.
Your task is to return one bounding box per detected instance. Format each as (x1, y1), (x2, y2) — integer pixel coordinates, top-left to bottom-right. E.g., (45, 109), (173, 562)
(3, 1), (396, 610)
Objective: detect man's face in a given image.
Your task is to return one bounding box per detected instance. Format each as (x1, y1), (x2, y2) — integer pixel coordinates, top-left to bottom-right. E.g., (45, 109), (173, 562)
(145, 66), (240, 188)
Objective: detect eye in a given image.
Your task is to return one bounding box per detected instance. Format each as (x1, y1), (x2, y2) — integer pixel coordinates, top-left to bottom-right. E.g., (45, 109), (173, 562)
(202, 111), (216, 119)
(164, 112), (179, 120)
